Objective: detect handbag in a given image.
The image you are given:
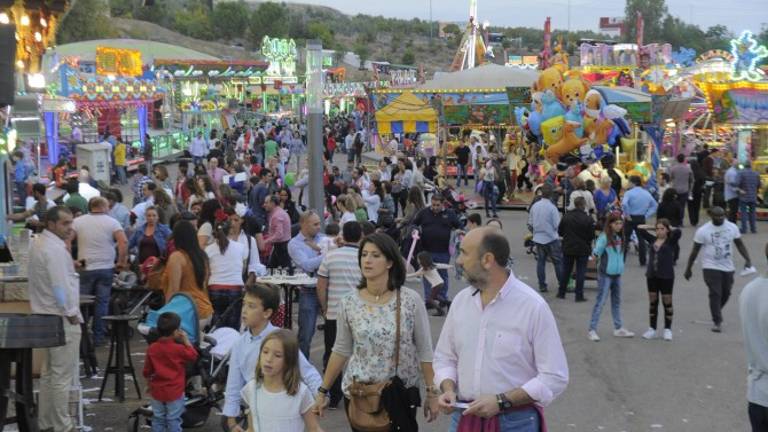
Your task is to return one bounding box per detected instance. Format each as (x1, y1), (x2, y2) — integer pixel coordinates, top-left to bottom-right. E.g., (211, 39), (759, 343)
(346, 290), (401, 432)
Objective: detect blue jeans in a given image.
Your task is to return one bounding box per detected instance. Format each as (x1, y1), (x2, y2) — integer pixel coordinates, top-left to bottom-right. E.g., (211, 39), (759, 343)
(589, 274), (623, 331)
(80, 268), (114, 344)
(298, 288), (320, 358)
(456, 163), (468, 186)
(739, 201), (757, 233)
(116, 166), (127, 185)
(450, 407), (540, 432)
(535, 240), (563, 291)
(14, 181), (26, 204)
(483, 181), (498, 216)
(192, 156), (204, 167)
(423, 251), (450, 301)
(150, 397), (184, 432)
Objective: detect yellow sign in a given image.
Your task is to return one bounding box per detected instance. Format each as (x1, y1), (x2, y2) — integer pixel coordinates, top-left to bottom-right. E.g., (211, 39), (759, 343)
(96, 46), (143, 77)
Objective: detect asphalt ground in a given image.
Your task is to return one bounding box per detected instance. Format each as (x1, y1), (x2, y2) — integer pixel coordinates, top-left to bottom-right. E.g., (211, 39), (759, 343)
(7, 159), (765, 432)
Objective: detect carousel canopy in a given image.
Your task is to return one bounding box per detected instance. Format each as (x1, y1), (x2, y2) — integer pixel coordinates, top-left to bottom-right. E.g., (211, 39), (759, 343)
(375, 91), (438, 134)
(419, 64), (539, 91)
(52, 39), (218, 62)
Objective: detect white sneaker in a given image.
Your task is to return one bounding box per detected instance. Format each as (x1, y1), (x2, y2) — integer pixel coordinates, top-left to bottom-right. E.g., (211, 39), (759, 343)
(588, 330), (600, 342)
(613, 328), (635, 338)
(642, 328), (657, 340)
(663, 329), (673, 341)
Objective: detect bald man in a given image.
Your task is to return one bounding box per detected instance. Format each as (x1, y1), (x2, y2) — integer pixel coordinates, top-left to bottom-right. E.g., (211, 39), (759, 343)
(434, 228), (568, 430)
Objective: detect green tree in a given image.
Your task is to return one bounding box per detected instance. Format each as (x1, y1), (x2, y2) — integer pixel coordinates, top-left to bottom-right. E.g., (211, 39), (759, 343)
(174, 6), (215, 40)
(354, 42), (371, 69)
(57, 0), (116, 43)
(211, 1), (250, 41)
(332, 44), (346, 65)
(401, 48), (415, 65)
(757, 24), (768, 47)
(250, 2), (289, 48)
(133, 0), (173, 27)
(704, 25), (732, 51)
(660, 15), (705, 52)
(360, 28), (376, 44)
(307, 22), (335, 48)
(624, 0), (668, 43)
(108, 0), (133, 17)
(443, 23), (461, 37)
(391, 33), (403, 52)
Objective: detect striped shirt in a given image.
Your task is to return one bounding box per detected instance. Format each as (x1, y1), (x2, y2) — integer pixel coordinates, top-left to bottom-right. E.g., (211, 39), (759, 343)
(317, 245), (361, 320)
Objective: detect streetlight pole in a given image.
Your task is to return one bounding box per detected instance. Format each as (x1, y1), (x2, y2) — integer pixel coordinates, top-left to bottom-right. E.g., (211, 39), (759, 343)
(429, 0), (433, 39)
(305, 40), (325, 222)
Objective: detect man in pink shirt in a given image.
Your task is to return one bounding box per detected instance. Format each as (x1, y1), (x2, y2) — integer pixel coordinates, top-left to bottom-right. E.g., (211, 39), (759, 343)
(434, 227), (569, 431)
(208, 157), (228, 186)
(262, 194), (292, 268)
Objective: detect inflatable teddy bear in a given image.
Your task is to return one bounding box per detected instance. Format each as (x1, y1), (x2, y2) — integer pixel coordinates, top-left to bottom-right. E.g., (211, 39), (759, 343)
(540, 90), (566, 120)
(559, 78), (590, 108)
(564, 102), (584, 138)
(534, 67), (564, 94)
(545, 121), (588, 162)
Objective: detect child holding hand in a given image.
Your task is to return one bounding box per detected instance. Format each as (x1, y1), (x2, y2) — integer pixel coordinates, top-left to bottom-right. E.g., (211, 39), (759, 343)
(408, 251), (453, 316)
(143, 312), (198, 432)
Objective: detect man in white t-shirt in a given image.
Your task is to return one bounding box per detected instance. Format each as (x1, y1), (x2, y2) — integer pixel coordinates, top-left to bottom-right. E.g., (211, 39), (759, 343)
(684, 206), (752, 333)
(316, 221), (363, 408)
(73, 197), (128, 345)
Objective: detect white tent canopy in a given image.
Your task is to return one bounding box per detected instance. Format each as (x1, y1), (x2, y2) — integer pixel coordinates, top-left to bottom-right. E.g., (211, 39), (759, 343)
(419, 64), (539, 90)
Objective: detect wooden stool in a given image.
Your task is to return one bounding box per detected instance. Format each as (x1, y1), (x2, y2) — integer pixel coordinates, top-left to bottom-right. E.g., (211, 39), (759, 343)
(98, 315), (141, 402)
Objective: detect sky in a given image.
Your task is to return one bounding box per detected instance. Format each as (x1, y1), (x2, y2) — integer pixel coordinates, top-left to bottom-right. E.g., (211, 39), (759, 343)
(290, 0), (767, 35)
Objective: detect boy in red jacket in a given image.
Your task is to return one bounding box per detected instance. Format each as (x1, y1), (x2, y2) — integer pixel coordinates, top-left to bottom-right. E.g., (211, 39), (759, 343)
(143, 312), (198, 432)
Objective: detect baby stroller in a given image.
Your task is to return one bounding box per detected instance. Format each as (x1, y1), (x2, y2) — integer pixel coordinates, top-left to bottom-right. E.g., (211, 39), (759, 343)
(129, 293), (239, 431)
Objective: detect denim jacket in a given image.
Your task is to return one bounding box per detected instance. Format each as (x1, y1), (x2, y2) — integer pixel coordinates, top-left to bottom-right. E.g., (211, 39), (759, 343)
(128, 223), (172, 256)
(593, 233), (624, 276)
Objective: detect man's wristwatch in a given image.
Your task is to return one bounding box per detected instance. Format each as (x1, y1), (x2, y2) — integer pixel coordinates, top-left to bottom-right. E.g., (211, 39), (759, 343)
(496, 393), (512, 411)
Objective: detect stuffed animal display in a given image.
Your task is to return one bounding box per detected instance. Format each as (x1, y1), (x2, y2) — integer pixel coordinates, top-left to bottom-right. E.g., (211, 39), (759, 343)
(517, 67), (633, 163)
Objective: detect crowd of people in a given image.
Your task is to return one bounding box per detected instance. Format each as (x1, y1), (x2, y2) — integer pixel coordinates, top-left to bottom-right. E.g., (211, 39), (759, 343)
(11, 113), (768, 432)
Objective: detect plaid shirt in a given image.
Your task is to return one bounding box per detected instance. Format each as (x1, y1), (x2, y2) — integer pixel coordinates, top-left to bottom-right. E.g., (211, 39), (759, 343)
(132, 175), (152, 202)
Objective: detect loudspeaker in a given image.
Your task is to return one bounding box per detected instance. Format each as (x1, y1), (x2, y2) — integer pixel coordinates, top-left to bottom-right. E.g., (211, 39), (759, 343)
(0, 25), (16, 107)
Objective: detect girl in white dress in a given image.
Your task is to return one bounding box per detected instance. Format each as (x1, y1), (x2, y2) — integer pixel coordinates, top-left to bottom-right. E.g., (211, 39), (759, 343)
(241, 330), (322, 432)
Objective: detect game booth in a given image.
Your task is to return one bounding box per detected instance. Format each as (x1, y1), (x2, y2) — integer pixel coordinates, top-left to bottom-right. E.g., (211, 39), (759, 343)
(374, 91), (438, 142)
(323, 82), (371, 117)
(372, 64), (538, 179)
(153, 59), (270, 132)
(51, 47), (166, 172)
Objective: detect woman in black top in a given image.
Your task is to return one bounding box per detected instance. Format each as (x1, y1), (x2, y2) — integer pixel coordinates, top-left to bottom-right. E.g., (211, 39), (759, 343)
(637, 218), (681, 342)
(656, 188), (683, 227)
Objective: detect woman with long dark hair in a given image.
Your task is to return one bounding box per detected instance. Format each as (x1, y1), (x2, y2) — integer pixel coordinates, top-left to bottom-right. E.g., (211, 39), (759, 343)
(588, 214), (635, 341)
(197, 199), (221, 248)
(277, 186), (301, 224)
(205, 217), (248, 329)
(314, 233), (439, 429)
(164, 220), (213, 327)
(637, 218), (682, 341)
(657, 188), (684, 228)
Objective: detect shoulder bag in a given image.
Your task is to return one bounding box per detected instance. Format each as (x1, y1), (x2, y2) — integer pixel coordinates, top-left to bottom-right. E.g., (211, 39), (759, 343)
(346, 290), (401, 432)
